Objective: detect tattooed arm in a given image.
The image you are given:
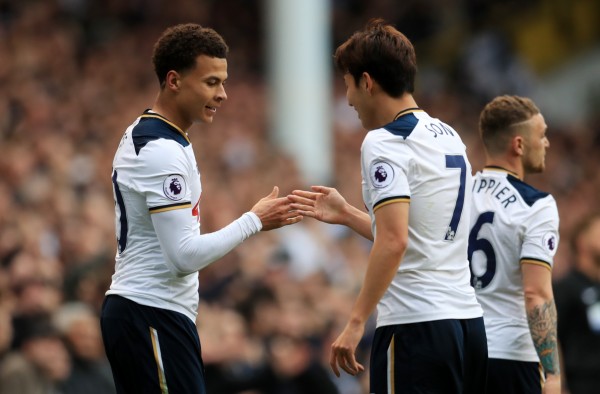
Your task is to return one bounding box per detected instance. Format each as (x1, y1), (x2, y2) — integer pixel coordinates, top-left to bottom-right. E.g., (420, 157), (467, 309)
(522, 261), (561, 394)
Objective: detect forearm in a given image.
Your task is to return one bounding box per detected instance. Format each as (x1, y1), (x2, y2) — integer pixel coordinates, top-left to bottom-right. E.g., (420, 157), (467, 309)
(349, 240), (404, 324)
(526, 297), (560, 375)
(342, 204), (374, 241)
(153, 210), (262, 275)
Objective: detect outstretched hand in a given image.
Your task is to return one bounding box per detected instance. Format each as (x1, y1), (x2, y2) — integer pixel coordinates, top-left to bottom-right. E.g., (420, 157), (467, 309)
(288, 186), (348, 225)
(251, 186), (302, 231)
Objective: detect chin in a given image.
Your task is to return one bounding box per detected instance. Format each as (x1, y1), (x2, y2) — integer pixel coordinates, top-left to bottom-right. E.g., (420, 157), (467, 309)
(195, 115), (213, 124)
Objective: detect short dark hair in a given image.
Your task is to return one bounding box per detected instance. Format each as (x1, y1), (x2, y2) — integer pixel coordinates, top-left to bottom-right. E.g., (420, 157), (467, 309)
(479, 95), (540, 155)
(334, 18), (417, 97)
(152, 23), (229, 87)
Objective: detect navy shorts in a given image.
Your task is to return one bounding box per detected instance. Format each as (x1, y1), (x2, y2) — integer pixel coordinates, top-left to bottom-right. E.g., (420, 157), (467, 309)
(370, 317), (488, 394)
(100, 295), (206, 394)
(486, 358), (543, 394)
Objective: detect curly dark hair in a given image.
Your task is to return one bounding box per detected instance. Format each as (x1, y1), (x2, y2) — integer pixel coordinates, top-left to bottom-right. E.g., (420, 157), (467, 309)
(334, 18), (417, 97)
(152, 23), (229, 87)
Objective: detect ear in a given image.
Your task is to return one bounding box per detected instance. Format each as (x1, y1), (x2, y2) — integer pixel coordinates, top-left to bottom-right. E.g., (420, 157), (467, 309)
(361, 72), (374, 94)
(512, 135), (524, 156)
(165, 70), (181, 91)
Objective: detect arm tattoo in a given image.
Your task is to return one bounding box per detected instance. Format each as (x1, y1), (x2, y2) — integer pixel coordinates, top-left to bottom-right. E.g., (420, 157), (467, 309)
(528, 299), (560, 375)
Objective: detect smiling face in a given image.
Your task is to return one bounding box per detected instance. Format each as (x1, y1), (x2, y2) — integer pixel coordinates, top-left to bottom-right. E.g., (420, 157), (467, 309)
(343, 73), (374, 130)
(176, 55), (228, 125)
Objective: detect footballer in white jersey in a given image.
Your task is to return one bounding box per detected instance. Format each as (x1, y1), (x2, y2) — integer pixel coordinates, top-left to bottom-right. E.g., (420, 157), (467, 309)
(361, 108), (483, 327)
(470, 167), (559, 361)
(108, 110), (202, 322)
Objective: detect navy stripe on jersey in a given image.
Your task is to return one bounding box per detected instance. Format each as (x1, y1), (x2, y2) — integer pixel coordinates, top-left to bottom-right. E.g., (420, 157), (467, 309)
(133, 114), (190, 155)
(149, 201), (191, 214)
(373, 195), (410, 211)
(506, 175), (549, 207)
(383, 113), (419, 140)
(112, 170), (128, 253)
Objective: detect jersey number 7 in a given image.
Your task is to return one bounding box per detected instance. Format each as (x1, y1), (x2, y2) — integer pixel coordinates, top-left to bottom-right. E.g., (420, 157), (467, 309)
(444, 155), (467, 241)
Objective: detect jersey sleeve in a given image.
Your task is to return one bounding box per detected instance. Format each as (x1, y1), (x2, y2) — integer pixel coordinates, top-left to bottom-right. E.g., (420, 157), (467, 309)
(361, 131), (411, 212)
(135, 140), (193, 213)
(520, 196), (560, 268)
(152, 209), (262, 275)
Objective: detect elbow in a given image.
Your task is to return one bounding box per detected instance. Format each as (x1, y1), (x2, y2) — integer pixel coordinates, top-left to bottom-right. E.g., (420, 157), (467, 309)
(163, 245), (196, 276)
(393, 239), (408, 258)
(376, 233), (408, 262)
(387, 233), (408, 256)
(523, 285), (551, 307)
(523, 284), (539, 303)
(166, 255), (192, 277)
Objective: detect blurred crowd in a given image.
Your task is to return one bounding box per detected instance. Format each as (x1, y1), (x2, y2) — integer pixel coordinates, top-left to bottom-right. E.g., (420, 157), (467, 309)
(0, 0), (598, 393)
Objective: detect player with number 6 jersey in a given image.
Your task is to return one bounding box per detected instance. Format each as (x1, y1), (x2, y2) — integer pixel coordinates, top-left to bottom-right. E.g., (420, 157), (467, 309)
(470, 95), (561, 394)
(470, 168), (559, 360)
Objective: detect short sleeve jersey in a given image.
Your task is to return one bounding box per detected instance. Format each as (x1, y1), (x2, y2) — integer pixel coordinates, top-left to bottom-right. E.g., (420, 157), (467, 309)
(470, 167), (559, 361)
(107, 110), (202, 322)
(361, 109), (483, 327)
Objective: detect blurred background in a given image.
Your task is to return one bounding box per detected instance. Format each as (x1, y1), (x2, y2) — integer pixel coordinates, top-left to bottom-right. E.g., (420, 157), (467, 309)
(0, 0), (598, 393)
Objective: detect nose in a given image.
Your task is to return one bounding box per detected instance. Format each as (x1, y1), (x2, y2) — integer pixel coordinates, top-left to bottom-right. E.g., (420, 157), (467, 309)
(216, 84), (227, 102)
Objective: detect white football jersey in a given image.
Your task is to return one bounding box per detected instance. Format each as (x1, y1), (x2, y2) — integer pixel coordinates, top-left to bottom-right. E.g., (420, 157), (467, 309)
(470, 167), (559, 361)
(361, 109), (483, 327)
(107, 110), (202, 321)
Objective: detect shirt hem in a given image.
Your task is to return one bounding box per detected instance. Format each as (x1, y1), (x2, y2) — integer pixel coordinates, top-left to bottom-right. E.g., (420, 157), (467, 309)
(105, 290), (197, 322)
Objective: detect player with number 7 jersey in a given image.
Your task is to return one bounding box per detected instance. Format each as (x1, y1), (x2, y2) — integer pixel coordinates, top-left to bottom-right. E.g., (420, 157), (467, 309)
(289, 19), (487, 393)
(360, 107), (483, 327)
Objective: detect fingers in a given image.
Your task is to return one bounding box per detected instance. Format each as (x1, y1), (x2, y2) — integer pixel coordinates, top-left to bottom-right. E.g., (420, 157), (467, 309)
(289, 206), (317, 218)
(287, 194), (317, 217)
(330, 354), (362, 377)
(288, 193), (316, 205)
(290, 189), (320, 201)
(330, 347), (363, 377)
(285, 215), (303, 225)
(311, 185), (332, 195)
(329, 350), (340, 377)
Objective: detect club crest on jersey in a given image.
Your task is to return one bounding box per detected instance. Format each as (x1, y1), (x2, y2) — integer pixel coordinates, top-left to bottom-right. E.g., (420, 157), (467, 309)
(163, 174), (187, 201)
(542, 232), (558, 255)
(370, 161), (394, 188)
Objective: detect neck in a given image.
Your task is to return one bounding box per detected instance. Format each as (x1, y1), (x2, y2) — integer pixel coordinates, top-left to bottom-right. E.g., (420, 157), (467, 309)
(153, 93), (191, 131)
(374, 93), (419, 127)
(485, 156), (524, 180)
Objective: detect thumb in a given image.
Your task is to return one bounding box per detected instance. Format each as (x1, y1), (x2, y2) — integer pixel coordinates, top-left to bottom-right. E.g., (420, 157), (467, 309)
(268, 186), (279, 198)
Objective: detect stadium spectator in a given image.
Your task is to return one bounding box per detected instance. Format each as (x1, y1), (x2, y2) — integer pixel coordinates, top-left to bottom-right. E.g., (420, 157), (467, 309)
(555, 213), (600, 394)
(0, 314), (71, 394)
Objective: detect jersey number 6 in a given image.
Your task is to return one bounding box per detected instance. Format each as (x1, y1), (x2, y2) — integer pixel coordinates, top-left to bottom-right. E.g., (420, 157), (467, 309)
(468, 211), (496, 289)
